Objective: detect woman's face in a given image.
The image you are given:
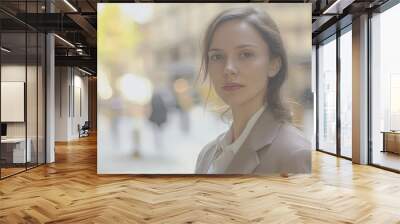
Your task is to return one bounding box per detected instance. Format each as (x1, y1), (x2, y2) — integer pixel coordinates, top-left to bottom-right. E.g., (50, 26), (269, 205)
(207, 19), (280, 108)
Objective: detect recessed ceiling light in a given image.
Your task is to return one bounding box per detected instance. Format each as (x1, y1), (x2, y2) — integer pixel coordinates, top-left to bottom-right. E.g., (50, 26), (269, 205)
(1, 47), (11, 53)
(63, 0), (78, 12)
(54, 34), (75, 48)
(323, 0), (354, 15)
(78, 67), (93, 76)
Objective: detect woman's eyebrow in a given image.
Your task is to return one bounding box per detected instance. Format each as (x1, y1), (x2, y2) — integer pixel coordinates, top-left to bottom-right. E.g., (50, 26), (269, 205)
(236, 44), (257, 49)
(208, 44), (257, 52)
(208, 48), (222, 52)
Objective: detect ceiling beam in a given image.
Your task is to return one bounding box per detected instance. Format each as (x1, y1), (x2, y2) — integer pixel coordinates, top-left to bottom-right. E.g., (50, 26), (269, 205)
(55, 55), (96, 72)
(322, 0), (356, 14)
(67, 13), (97, 39)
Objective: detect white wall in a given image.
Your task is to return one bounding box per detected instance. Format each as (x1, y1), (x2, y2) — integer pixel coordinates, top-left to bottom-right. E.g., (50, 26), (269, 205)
(55, 67), (89, 141)
(71, 73), (89, 138)
(1, 65), (36, 138)
(55, 66), (69, 141)
(1, 66), (26, 138)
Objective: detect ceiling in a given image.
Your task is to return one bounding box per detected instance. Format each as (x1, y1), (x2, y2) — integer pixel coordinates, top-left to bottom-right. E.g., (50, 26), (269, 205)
(1, 0), (97, 74)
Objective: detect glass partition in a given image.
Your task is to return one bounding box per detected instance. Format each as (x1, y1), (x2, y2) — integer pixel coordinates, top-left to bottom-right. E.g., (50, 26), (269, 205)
(0, 1), (46, 179)
(1, 30), (28, 178)
(26, 0), (46, 169)
(27, 30), (38, 169)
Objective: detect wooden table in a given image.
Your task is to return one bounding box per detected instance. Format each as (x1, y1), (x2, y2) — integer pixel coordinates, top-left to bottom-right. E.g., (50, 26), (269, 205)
(381, 131), (400, 154)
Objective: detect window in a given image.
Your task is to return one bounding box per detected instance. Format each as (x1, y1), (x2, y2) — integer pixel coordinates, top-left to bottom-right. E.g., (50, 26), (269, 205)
(318, 36), (337, 154)
(371, 2), (400, 171)
(340, 28), (352, 158)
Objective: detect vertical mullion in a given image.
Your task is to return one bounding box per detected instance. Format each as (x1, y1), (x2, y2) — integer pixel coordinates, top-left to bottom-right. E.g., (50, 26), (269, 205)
(25, 0), (28, 171)
(336, 29), (341, 157)
(72, 69), (74, 118)
(44, 31), (47, 163)
(0, 24), (2, 179)
(44, 0), (47, 164)
(316, 44), (320, 150)
(69, 69), (71, 118)
(60, 67), (62, 117)
(367, 10), (373, 165)
(36, 0), (39, 167)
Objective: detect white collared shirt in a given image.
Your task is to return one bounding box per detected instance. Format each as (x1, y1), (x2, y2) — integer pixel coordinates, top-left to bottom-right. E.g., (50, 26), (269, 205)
(207, 105), (265, 173)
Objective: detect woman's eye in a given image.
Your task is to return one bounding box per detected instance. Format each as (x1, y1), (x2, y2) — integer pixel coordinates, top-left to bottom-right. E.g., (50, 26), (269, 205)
(239, 51), (254, 59)
(209, 54), (224, 62)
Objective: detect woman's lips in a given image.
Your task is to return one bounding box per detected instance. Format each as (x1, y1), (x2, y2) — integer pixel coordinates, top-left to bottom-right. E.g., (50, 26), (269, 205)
(222, 83), (244, 91)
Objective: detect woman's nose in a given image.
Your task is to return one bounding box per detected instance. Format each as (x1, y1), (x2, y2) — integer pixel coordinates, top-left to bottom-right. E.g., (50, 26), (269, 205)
(223, 58), (238, 77)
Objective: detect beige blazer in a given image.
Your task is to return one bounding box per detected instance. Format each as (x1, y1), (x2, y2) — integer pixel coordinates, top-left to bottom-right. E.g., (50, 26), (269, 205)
(195, 108), (311, 174)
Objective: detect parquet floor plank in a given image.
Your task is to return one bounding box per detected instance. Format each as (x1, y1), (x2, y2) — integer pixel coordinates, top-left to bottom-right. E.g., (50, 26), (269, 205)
(0, 134), (399, 223)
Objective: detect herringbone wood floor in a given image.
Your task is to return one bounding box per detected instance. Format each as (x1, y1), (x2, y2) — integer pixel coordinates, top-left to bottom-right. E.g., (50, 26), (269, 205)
(1, 134), (400, 224)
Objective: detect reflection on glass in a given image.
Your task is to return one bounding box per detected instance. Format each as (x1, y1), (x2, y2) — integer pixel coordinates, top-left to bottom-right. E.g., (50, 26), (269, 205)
(371, 3), (400, 171)
(340, 29), (352, 158)
(318, 37), (337, 154)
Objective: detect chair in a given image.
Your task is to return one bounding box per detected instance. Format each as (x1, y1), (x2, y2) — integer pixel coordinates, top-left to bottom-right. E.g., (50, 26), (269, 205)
(78, 121), (90, 138)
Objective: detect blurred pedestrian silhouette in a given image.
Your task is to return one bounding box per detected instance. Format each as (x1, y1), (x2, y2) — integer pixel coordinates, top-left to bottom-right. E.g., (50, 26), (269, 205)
(148, 91), (168, 150)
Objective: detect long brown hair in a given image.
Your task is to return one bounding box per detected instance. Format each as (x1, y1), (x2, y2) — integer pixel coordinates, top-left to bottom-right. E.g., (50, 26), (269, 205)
(199, 7), (291, 122)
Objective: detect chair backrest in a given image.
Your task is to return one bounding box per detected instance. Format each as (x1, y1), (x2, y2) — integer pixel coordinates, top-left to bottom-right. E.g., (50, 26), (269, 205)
(82, 121), (90, 129)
